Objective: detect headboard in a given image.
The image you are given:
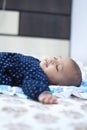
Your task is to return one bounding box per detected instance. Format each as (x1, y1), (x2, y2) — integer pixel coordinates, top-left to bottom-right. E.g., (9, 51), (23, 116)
(0, 0), (72, 58)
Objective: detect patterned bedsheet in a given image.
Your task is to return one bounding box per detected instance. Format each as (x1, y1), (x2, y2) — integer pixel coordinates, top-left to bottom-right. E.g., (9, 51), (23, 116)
(0, 94), (87, 130)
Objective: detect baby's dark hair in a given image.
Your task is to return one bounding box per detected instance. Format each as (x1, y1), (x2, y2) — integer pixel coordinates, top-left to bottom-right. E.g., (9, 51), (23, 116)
(63, 59), (82, 87)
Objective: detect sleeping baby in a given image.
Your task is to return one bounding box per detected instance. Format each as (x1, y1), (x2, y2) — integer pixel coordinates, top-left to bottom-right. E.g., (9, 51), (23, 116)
(0, 52), (82, 104)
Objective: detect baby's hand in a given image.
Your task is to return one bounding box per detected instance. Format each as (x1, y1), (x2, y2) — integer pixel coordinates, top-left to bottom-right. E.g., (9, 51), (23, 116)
(38, 91), (58, 104)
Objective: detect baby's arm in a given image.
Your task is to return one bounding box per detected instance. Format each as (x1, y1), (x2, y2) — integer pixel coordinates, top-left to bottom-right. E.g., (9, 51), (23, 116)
(38, 91), (58, 104)
(22, 77), (58, 104)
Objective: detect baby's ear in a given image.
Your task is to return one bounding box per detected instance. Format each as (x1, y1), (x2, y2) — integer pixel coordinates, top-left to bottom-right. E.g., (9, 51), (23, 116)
(58, 64), (63, 71)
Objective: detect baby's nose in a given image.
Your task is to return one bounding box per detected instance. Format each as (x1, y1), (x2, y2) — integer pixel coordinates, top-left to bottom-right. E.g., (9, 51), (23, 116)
(47, 57), (57, 64)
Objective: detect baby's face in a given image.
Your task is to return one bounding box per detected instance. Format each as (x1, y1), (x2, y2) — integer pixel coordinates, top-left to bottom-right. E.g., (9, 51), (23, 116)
(40, 56), (72, 85)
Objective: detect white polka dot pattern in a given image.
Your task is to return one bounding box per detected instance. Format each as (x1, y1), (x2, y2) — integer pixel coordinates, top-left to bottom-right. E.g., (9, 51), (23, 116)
(0, 52), (49, 100)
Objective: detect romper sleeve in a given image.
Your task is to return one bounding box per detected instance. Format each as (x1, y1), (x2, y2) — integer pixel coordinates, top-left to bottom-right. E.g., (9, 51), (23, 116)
(21, 77), (50, 101)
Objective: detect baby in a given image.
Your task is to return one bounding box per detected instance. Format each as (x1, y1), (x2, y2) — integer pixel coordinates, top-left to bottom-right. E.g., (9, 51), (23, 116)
(0, 52), (82, 104)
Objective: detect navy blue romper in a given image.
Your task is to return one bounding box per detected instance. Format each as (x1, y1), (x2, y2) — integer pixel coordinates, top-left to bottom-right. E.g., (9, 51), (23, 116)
(0, 52), (50, 101)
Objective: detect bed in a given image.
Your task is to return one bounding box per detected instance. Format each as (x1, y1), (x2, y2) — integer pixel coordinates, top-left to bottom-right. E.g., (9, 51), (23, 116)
(0, 63), (87, 130)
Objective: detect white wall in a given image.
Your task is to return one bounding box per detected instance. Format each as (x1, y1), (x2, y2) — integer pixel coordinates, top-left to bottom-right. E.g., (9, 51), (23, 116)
(0, 35), (69, 59)
(70, 0), (87, 64)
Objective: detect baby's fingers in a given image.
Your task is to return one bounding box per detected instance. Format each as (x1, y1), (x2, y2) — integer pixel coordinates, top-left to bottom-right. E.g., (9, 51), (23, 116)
(38, 92), (58, 104)
(42, 95), (58, 104)
(47, 96), (58, 104)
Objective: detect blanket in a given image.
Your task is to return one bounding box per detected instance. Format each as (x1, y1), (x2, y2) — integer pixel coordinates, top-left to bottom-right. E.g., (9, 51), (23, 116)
(0, 83), (87, 99)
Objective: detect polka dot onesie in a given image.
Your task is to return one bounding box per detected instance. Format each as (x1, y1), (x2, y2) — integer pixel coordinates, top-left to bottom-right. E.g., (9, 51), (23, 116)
(0, 52), (50, 101)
